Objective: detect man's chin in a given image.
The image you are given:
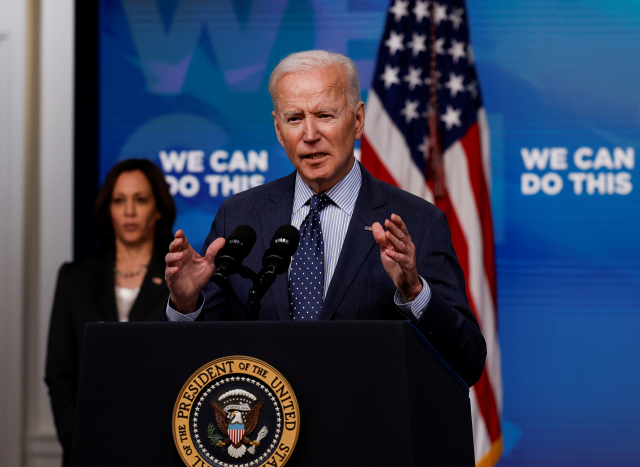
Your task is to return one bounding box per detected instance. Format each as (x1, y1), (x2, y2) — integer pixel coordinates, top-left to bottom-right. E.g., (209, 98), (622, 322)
(299, 159), (330, 176)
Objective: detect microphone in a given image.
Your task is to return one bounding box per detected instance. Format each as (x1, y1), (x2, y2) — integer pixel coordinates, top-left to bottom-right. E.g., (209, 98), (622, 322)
(247, 224), (300, 320)
(261, 225), (300, 275)
(212, 225), (257, 282)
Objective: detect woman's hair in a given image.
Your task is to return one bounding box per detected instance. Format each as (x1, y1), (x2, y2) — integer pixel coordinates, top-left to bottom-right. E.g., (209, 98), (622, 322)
(95, 159), (176, 253)
(268, 50), (362, 112)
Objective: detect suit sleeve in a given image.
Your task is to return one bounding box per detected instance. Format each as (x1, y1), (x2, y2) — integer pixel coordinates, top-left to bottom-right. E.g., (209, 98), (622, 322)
(44, 263), (80, 461)
(413, 209), (487, 387)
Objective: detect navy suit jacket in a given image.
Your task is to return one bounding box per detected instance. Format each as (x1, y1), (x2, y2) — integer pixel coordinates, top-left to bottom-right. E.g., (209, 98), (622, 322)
(200, 163), (486, 386)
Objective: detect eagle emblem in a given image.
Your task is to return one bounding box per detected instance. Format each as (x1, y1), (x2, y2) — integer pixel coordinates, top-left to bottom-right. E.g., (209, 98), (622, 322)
(173, 357), (299, 467)
(210, 389), (268, 459)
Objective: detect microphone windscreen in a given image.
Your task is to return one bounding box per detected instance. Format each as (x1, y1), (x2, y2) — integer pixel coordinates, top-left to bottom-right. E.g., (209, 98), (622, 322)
(226, 225), (257, 259)
(270, 224), (300, 256)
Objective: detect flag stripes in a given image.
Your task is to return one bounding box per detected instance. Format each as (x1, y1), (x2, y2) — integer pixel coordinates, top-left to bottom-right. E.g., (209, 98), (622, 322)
(360, 1), (503, 463)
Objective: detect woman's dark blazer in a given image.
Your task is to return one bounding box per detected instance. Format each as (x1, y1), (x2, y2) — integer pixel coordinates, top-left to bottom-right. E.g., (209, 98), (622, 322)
(44, 250), (169, 467)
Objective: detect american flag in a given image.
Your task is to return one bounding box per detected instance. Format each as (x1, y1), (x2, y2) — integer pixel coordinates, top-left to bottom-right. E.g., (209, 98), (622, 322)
(361, 0), (503, 464)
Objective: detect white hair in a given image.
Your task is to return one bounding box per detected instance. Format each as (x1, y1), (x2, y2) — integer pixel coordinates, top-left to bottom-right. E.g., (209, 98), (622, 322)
(269, 50), (362, 111)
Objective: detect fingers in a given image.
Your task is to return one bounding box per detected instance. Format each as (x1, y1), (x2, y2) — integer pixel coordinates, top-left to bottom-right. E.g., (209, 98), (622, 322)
(372, 217), (409, 251)
(389, 213), (408, 232)
(383, 224), (406, 252)
(169, 230), (189, 253)
(372, 214), (416, 267)
(375, 214), (421, 300)
(165, 244), (186, 278)
(164, 265), (180, 283)
(371, 222), (388, 247)
(167, 233), (187, 264)
(384, 214), (409, 243)
(203, 238), (226, 264)
(166, 231), (191, 286)
(384, 214), (412, 253)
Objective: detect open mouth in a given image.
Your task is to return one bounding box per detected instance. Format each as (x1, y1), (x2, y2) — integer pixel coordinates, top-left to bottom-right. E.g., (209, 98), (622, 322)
(302, 153), (327, 160)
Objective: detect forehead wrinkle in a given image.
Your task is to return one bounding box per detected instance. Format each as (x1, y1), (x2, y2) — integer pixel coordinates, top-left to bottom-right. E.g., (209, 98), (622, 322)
(275, 71), (347, 115)
(277, 89), (345, 117)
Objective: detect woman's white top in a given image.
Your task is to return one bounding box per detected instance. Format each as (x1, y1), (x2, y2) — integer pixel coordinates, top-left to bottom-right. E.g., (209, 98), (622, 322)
(115, 286), (140, 322)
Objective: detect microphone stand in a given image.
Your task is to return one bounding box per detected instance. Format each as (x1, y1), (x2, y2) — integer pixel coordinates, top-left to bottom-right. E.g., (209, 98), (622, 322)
(247, 267), (279, 321)
(212, 267), (259, 319)
(211, 259), (290, 321)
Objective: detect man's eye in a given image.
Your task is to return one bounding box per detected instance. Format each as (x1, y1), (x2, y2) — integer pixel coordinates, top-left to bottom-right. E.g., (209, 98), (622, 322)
(288, 117), (300, 122)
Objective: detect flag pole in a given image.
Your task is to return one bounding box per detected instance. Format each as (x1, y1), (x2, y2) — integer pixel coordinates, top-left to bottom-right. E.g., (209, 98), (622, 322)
(427, 0), (445, 199)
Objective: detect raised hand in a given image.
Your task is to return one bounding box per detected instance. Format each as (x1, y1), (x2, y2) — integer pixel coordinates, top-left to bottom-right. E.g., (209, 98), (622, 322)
(164, 230), (226, 313)
(372, 214), (423, 302)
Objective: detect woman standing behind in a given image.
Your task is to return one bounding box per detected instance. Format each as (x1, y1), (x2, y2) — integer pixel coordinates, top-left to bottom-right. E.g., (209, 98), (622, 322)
(45, 159), (176, 467)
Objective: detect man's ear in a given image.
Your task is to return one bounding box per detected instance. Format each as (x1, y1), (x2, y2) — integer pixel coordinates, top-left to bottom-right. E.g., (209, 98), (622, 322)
(273, 110), (285, 147)
(354, 101), (365, 141)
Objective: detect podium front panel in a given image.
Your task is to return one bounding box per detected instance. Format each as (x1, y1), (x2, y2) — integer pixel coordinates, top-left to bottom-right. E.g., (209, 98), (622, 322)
(72, 321), (473, 467)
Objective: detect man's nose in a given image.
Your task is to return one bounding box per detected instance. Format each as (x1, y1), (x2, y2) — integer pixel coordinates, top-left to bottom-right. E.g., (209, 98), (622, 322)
(302, 117), (319, 142)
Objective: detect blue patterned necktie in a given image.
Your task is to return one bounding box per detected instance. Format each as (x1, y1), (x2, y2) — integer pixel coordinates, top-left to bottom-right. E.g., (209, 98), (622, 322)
(289, 193), (331, 320)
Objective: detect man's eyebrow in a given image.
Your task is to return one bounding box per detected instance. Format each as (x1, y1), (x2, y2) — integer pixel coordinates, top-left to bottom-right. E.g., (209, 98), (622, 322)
(281, 107), (341, 119)
(281, 110), (303, 119)
(313, 107), (339, 114)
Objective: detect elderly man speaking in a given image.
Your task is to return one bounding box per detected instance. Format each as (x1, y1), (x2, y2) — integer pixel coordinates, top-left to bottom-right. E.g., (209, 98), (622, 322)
(164, 50), (486, 387)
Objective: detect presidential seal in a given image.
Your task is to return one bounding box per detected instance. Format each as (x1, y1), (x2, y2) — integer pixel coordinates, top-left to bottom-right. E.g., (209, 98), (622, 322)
(172, 356), (300, 467)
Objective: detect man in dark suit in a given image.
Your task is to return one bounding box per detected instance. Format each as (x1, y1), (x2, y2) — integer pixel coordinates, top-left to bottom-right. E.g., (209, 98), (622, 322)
(165, 50), (486, 387)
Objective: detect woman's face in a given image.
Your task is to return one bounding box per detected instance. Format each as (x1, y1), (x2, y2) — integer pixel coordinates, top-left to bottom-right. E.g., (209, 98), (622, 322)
(110, 170), (161, 247)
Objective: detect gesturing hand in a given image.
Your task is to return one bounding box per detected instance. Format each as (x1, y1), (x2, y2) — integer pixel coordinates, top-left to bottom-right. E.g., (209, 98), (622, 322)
(164, 230), (226, 313)
(372, 214), (423, 302)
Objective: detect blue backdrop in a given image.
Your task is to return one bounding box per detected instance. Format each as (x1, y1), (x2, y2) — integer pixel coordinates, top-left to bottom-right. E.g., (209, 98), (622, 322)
(99, 1), (640, 465)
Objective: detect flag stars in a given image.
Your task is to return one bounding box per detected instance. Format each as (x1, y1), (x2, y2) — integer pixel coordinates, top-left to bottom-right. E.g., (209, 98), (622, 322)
(400, 100), (420, 123)
(425, 70), (442, 87)
(450, 7), (464, 29)
(467, 80), (478, 100)
(448, 39), (467, 63)
(385, 30), (405, 56)
(380, 64), (401, 89)
(441, 105), (462, 130)
(407, 33), (427, 57)
(418, 137), (429, 159)
(413, 0), (429, 22)
(389, 0), (409, 22)
(403, 66), (423, 90)
(467, 44), (475, 65)
(444, 72), (465, 97)
(433, 37), (446, 55)
(434, 3), (448, 25)
(421, 103), (436, 119)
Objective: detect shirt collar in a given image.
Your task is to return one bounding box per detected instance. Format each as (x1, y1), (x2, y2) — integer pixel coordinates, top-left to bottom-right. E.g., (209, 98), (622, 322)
(292, 159), (362, 216)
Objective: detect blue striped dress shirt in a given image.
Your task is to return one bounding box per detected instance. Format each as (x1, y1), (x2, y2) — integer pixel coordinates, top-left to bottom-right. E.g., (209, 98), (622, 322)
(290, 160), (361, 298)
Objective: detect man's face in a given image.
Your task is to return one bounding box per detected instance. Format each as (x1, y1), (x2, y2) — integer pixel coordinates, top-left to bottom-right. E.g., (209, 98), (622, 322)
(272, 65), (365, 193)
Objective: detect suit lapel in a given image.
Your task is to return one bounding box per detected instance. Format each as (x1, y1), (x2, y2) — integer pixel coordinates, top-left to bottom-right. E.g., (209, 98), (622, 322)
(94, 256), (118, 322)
(319, 167), (387, 320)
(128, 258), (167, 322)
(261, 172), (296, 321)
